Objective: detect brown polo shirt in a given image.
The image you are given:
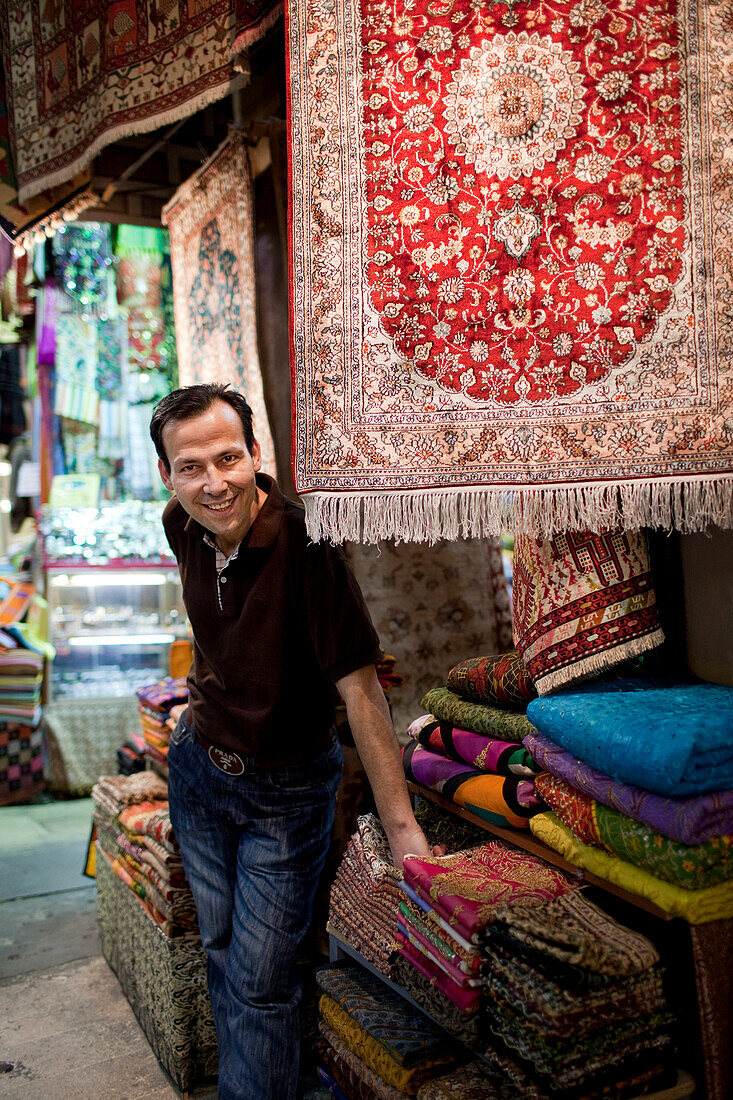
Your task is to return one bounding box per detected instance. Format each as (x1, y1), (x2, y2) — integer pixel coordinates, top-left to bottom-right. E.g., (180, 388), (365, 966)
(162, 474), (381, 766)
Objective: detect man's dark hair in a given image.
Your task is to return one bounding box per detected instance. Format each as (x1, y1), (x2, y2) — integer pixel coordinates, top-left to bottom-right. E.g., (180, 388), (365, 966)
(150, 384), (255, 472)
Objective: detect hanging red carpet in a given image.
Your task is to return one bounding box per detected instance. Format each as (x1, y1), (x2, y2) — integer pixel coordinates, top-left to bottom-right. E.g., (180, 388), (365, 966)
(163, 132), (277, 475)
(287, 0), (733, 541)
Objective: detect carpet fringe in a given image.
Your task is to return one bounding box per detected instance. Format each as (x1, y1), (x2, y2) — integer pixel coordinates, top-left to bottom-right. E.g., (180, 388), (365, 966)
(533, 629), (666, 696)
(302, 477), (733, 543)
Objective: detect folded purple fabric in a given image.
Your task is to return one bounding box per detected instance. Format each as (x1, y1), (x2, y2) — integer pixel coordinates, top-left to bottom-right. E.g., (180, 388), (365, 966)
(524, 730), (733, 846)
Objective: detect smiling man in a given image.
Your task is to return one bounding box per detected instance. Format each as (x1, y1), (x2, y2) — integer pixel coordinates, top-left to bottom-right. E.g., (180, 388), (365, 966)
(149, 383), (433, 1100)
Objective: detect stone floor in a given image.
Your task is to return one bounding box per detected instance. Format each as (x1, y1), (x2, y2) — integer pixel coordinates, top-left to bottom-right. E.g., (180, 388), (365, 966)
(0, 796), (326, 1099)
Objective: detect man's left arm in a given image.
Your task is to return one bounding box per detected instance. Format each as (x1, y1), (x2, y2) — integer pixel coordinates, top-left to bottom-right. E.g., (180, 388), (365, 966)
(336, 663), (437, 871)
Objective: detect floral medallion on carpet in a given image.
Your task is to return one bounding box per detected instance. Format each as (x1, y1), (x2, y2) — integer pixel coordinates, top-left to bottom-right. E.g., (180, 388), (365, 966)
(163, 131), (277, 475)
(0, 1), (253, 204)
(288, 0), (733, 541)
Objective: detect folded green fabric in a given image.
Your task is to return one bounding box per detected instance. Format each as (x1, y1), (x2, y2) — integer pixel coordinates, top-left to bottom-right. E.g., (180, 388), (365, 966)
(421, 688), (536, 742)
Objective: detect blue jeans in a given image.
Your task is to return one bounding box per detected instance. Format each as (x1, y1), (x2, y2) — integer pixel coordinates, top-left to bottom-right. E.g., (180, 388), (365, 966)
(167, 717), (342, 1100)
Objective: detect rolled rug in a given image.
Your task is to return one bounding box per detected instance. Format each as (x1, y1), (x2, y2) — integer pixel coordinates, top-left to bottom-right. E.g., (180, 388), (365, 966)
(402, 740), (542, 829)
(447, 651), (537, 709)
(421, 687), (536, 742)
(407, 714), (541, 777)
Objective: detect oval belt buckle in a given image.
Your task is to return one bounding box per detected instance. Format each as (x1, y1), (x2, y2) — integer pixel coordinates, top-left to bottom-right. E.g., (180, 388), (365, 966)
(208, 745), (245, 776)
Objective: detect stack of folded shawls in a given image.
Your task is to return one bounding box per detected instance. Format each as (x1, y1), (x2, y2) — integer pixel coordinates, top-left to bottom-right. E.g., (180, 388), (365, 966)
(525, 679), (733, 922)
(316, 965), (462, 1098)
(136, 675), (189, 768)
(478, 891), (676, 1097)
(91, 772), (198, 939)
(327, 814), (403, 975)
(394, 843), (579, 1044)
(403, 652), (543, 828)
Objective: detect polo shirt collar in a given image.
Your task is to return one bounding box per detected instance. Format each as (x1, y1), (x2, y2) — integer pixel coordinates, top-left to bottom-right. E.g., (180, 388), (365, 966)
(182, 472), (283, 551)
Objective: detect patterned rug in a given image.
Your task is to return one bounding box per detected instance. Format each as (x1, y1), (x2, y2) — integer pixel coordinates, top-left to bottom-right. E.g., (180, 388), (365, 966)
(346, 539), (511, 735)
(0, 1), (251, 204)
(287, 0), (733, 541)
(512, 528), (664, 693)
(163, 131), (277, 475)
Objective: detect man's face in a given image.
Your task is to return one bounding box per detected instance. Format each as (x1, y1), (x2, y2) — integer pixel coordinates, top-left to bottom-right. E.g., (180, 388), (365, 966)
(158, 400), (262, 554)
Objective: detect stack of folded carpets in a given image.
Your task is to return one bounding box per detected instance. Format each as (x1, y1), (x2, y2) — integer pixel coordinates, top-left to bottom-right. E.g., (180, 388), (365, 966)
(316, 966), (462, 1099)
(0, 720), (45, 805)
(92, 772), (198, 939)
(403, 652), (544, 828)
(394, 844), (580, 1045)
(478, 891), (676, 1098)
(327, 814), (403, 975)
(136, 676), (189, 769)
(0, 629), (48, 804)
(524, 679), (733, 922)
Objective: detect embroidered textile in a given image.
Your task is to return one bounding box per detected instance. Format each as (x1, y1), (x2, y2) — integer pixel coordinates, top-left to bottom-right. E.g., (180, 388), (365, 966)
(536, 773), (733, 890)
(416, 1062), (502, 1100)
(408, 714), (541, 777)
(391, 956), (480, 1045)
(288, 0), (733, 541)
(483, 945), (666, 1040)
(447, 651), (536, 709)
(402, 740), (542, 829)
(319, 995), (455, 1094)
(526, 679), (733, 796)
(316, 966), (457, 1067)
(525, 731), (733, 849)
(421, 688), (535, 742)
(398, 880), (480, 958)
(163, 131), (276, 473)
(484, 891), (659, 977)
(402, 843), (577, 941)
(0, 2), (246, 203)
(91, 773), (168, 814)
(395, 941), (481, 1013)
(346, 539), (511, 735)
(412, 795), (489, 855)
(531, 812), (733, 923)
(690, 920), (733, 1100)
(395, 923), (482, 991)
(398, 901), (479, 974)
(513, 530), (663, 694)
(319, 1024), (410, 1100)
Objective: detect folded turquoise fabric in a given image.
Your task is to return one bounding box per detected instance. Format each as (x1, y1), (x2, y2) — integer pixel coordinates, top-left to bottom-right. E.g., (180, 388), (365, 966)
(526, 679), (733, 797)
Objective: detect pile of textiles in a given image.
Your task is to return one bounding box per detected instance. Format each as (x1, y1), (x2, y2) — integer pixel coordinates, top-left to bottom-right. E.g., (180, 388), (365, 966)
(316, 965), (463, 1098)
(403, 652), (544, 828)
(0, 640), (44, 725)
(327, 814), (403, 975)
(478, 891), (676, 1098)
(91, 772), (198, 939)
(116, 731), (147, 775)
(394, 843), (580, 1045)
(0, 721), (44, 805)
(524, 679), (733, 922)
(136, 676), (189, 769)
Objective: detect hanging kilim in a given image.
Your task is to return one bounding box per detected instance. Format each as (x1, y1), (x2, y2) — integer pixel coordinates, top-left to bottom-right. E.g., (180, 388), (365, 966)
(0, 1), (246, 204)
(287, 0), (733, 541)
(163, 132), (277, 474)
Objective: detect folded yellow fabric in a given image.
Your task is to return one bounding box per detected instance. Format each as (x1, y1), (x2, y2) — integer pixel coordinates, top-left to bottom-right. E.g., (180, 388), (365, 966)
(318, 994), (455, 1094)
(530, 812), (733, 924)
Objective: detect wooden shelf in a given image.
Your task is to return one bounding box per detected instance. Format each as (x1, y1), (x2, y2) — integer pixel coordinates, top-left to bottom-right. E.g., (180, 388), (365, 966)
(407, 781), (674, 921)
(328, 934), (695, 1100)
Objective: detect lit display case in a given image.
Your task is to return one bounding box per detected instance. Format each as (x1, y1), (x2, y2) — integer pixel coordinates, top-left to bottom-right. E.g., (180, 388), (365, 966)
(40, 501), (187, 700)
(45, 565), (186, 699)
